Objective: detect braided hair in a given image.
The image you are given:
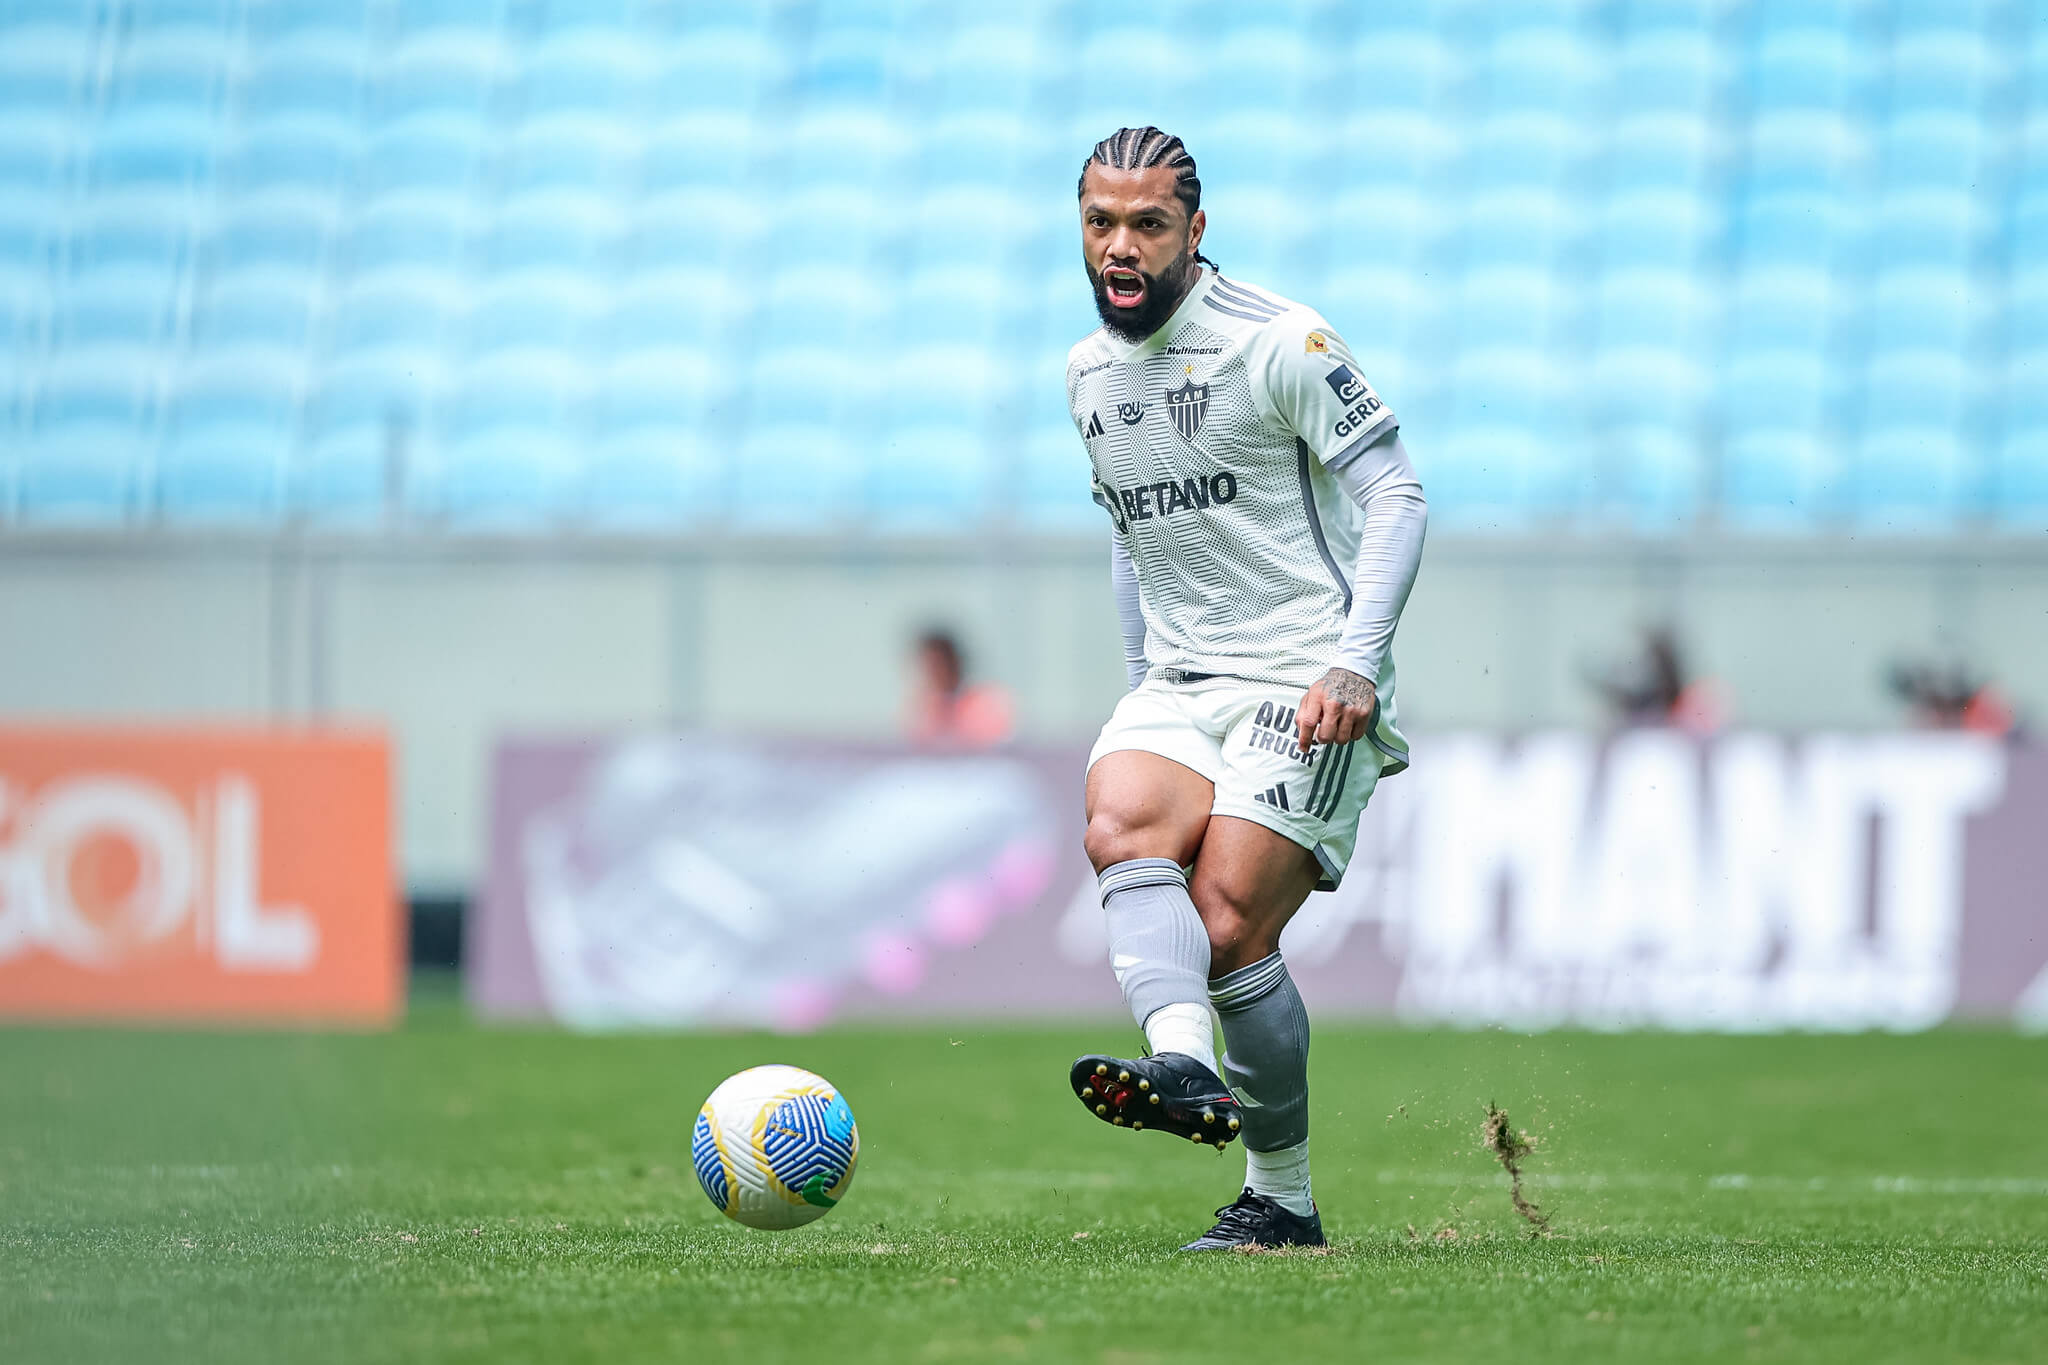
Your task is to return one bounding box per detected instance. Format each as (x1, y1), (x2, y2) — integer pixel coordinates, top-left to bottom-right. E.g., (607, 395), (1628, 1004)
(1078, 126), (1219, 271)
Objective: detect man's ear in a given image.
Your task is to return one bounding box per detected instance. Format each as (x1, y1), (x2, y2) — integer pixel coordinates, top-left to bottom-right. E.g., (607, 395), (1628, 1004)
(1188, 208), (1206, 254)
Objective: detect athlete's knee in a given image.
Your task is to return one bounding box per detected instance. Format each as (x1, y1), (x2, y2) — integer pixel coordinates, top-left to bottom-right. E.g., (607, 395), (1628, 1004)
(1083, 808), (1159, 873)
(1191, 874), (1278, 975)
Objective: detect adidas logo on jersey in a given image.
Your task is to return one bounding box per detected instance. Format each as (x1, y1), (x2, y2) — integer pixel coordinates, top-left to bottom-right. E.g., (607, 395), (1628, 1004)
(1252, 785), (1293, 812)
(1083, 411), (1106, 439)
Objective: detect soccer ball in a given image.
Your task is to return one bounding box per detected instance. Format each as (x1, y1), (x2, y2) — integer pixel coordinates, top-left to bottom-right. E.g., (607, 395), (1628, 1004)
(691, 1064), (860, 1230)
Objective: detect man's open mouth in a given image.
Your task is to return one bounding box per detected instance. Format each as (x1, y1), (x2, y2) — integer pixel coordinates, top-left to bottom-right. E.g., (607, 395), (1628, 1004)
(1103, 268), (1147, 307)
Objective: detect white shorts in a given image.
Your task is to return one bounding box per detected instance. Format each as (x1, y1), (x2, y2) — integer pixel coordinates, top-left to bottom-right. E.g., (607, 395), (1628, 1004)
(1087, 674), (1397, 891)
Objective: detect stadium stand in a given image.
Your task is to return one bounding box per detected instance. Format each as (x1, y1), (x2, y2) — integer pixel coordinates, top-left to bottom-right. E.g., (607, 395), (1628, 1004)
(0, 0), (2042, 532)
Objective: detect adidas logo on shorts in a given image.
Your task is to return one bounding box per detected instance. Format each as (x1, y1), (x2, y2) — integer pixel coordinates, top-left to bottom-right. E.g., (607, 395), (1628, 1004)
(1252, 785), (1293, 812)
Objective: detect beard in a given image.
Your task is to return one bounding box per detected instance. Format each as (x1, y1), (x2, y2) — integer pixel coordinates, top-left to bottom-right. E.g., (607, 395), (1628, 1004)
(1086, 247), (1198, 343)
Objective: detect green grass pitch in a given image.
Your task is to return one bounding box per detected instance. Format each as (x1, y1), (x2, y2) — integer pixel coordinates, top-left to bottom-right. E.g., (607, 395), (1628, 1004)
(4, 988), (2045, 1364)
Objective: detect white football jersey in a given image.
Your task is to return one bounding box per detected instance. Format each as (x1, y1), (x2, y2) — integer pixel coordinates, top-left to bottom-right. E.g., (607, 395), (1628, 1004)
(1066, 266), (1404, 711)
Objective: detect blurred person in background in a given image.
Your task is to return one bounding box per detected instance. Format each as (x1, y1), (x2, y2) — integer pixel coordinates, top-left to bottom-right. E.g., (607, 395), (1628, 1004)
(1587, 624), (1727, 735)
(903, 628), (1014, 749)
(1888, 659), (2020, 738)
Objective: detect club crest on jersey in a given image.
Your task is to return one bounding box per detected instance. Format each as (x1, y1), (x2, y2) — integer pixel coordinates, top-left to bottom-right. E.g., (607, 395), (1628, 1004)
(1165, 379), (1210, 442)
(1117, 401), (1144, 425)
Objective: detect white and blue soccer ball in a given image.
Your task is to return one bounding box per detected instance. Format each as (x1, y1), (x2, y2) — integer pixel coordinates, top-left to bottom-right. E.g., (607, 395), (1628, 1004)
(691, 1065), (860, 1230)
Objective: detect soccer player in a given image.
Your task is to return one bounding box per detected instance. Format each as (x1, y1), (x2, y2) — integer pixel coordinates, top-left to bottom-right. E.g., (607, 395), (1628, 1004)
(1063, 128), (1428, 1251)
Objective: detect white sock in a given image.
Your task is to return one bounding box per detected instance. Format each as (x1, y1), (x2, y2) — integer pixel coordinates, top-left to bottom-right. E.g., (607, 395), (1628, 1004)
(1142, 1002), (1215, 1070)
(1246, 1138), (1314, 1218)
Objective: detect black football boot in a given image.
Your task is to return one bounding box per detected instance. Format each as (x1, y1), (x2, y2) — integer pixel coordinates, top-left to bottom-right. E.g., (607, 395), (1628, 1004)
(1068, 1052), (1242, 1149)
(1179, 1187), (1326, 1252)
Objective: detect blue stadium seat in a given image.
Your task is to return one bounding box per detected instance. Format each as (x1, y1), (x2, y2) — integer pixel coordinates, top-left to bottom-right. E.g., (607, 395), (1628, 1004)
(91, 114), (217, 193)
(1594, 269), (1718, 352)
(326, 275), (461, 356)
(770, 189), (887, 270)
(1751, 28), (1862, 113)
(1455, 268), (1570, 351)
(729, 424), (860, 529)
(887, 346), (1004, 428)
(2007, 273), (2048, 355)
(601, 269), (743, 354)
(742, 346), (876, 433)
(1340, 112), (1459, 190)
(1197, 28), (1315, 116)
(308, 350), (444, 441)
(1346, 30), (1457, 116)
(1869, 191), (1987, 271)
(427, 354), (585, 523)
(18, 353), (158, 524)
(477, 193), (621, 276)
(595, 351), (717, 437)
(1725, 348), (1836, 432)
(1734, 191), (1861, 271)
(0, 30), (94, 119)
(0, 118), (70, 196)
(159, 359), (300, 523)
(1327, 188), (1438, 273)
(207, 197), (334, 275)
(67, 199), (193, 274)
(110, 33), (230, 117)
(1463, 115), (1589, 192)
(516, 33), (651, 119)
(640, 114), (757, 193)
(1426, 425), (1582, 530)
(343, 196), (471, 276)
(392, 0), (509, 45)
(1613, 31), (1723, 114)
(935, 24), (1048, 114)
(1862, 348), (1975, 432)
(2015, 187), (2048, 270)
(1879, 112), (1987, 194)
(1072, 29), (1195, 115)
(870, 425), (997, 530)
(1195, 113), (1314, 195)
(376, 39), (503, 124)
(1991, 430), (2048, 531)
(1592, 424), (1704, 527)
(127, 0), (239, 30)
(1604, 113), (1719, 193)
(462, 275), (603, 358)
(55, 269), (181, 349)
(904, 184), (1033, 269)
(1727, 267), (1839, 353)
(1597, 191), (1720, 271)
(1018, 423), (1099, 532)
(1864, 269), (1983, 357)
(1590, 347), (1711, 428)
(1848, 427), (1977, 529)
(0, 192), (59, 278)
(502, 117), (638, 195)
(1744, 113), (1867, 197)
(1199, 187), (1316, 287)
(585, 429), (724, 527)
(362, 115), (488, 197)
(532, 0), (642, 35)
(915, 115), (1041, 192)
(297, 426), (389, 521)
(799, 30), (896, 110)
(1887, 30), (1998, 114)
(1719, 430), (1838, 530)
(1460, 190), (1581, 270)
(223, 118), (361, 197)
(892, 271), (1022, 351)
(779, 112), (910, 192)
(256, 0), (375, 41)
(191, 270), (319, 352)
(238, 40), (369, 124)
(1480, 28), (1604, 116)
(626, 188), (754, 272)
(652, 27), (787, 116)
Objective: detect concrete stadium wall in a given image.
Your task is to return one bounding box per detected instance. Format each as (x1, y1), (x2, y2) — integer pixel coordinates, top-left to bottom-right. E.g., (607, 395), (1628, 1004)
(2, 532), (2042, 889)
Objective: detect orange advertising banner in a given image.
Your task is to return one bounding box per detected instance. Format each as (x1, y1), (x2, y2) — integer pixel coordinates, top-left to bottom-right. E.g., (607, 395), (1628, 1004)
(0, 726), (399, 1025)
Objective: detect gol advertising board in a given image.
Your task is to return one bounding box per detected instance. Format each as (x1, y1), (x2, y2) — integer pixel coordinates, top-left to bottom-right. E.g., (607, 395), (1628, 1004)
(474, 732), (2048, 1033)
(0, 726), (400, 1024)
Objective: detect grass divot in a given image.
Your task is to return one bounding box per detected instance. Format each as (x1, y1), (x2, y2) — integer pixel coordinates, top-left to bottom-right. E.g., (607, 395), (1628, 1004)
(1482, 1102), (1551, 1235)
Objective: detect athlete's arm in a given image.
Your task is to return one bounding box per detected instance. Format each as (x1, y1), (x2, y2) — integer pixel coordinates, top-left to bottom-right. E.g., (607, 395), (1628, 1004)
(1110, 532), (1148, 690)
(1295, 430), (1428, 750)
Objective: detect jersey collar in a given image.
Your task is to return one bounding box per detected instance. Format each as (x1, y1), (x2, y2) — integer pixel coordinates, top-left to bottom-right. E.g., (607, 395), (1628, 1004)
(1101, 264), (1217, 363)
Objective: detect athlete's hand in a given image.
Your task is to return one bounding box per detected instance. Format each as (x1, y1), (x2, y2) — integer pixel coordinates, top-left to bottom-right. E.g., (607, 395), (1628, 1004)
(1296, 668), (1377, 753)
